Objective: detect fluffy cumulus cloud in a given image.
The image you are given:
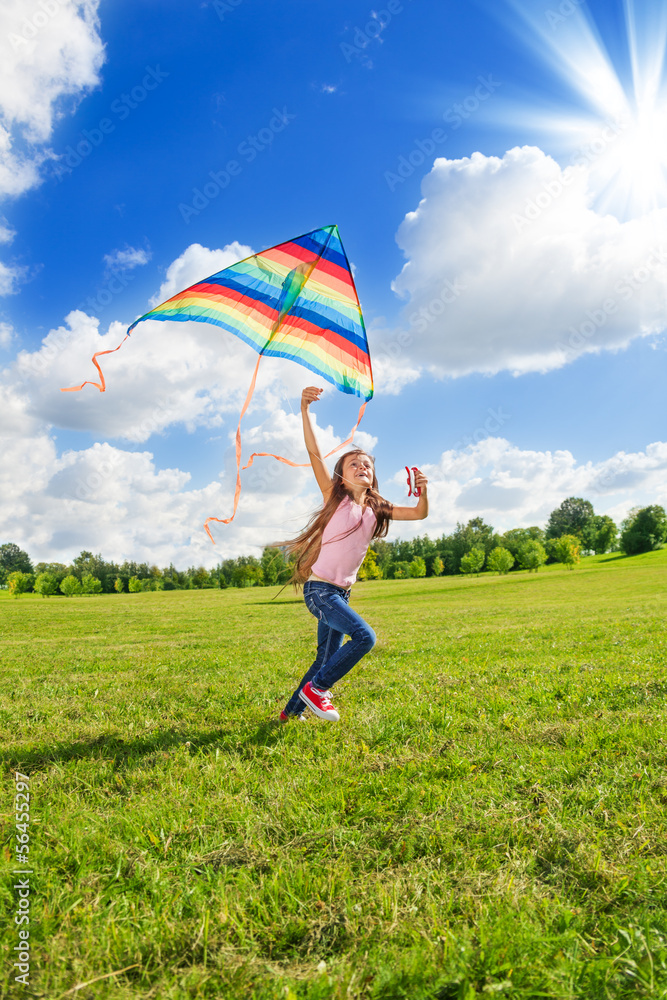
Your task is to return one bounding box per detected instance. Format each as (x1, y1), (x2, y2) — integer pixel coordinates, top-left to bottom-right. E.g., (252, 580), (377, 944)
(392, 146), (667, 377)
(0, 385), (373, 566)
(148, 241), (254, 306)
(4, 236), (666, 569)
(0, 0), (104, 146)
(0, 0), (105, 291)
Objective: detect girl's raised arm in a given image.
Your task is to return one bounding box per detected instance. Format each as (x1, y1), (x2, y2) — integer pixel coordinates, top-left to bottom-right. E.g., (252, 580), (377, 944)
(301, 387), (333, 499)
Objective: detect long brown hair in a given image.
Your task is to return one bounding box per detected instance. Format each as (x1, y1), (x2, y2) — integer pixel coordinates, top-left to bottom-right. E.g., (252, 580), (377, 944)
(284, 448), (393, 585)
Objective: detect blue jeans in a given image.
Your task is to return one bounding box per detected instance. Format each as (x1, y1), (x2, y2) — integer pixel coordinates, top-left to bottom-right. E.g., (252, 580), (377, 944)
(283, 581), (376, 716)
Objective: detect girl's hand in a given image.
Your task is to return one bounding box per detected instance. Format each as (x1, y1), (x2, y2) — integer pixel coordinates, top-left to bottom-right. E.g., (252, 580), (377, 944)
(413, 468), (428, 493)
(301, 386), (324, 410)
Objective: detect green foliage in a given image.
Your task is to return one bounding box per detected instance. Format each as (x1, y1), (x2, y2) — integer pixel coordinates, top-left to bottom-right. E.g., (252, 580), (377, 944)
(114, 577), (125, 593)
(261, 546), (290, 586)
(128, 576), (143, 593)
(357, 548), (382, 581)
(450, 517), (500, 571)
(486, 546), (515, 574)
(429, 554), (444, 576)
(0, 542), (33, 585)
(518, 539), (547, 572)
(550, 534), (581, 569)
(81, 573), (103, 594)
(34, 571), (59, 597)
(460, 546), (485, 575)
(408, 555), (427, 578)
(588, 514), (618, 554)
(391, 560), (411, 579)
(59, 574), (82, 596)
(7, 570), (34, 596)
(34, 562), (69, 586)
(621, 505), (667, 555)
(501, 526), (545, 561)
(546, 496), (594, 541)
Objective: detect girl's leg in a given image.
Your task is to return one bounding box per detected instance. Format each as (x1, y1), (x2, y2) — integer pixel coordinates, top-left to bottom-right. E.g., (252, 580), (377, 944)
(283, 603), (345, 716)
(306, 586), (375, 692)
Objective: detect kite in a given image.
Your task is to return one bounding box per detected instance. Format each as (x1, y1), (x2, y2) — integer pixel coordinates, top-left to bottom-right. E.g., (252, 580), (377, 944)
(62, 225), (374, 541)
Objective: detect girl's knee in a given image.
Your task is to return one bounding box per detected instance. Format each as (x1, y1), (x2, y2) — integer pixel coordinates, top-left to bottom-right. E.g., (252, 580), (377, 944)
(360, 624), (376, 652)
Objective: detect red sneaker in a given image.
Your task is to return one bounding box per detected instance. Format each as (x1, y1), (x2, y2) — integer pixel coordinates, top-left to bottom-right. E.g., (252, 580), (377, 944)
(298, 682), (340, 721)
(279, 710), (307, 723)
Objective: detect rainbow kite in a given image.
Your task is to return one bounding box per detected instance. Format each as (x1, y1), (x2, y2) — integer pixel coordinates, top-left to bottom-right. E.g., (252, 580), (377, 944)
(62, 225), (374, 539)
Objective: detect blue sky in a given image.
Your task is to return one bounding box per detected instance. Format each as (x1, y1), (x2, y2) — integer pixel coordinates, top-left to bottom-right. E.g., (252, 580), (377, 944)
(1, 0), (666, 567)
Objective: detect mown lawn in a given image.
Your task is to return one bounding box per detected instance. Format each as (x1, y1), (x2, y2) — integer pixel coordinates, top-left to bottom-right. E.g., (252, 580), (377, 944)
(1, 551), (666, 999)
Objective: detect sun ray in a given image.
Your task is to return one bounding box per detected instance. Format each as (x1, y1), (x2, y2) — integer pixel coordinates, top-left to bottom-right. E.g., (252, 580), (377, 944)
(480, 0), (667, 220)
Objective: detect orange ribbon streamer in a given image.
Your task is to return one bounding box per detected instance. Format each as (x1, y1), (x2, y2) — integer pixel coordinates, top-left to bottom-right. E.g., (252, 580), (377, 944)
(203, 351), (368, 541)
(61, 335), (369, 543)
(60, 336), (129, 393)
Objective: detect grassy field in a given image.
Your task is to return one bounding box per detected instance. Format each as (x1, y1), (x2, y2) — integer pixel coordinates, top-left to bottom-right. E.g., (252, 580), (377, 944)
(1, 551), (666, 999)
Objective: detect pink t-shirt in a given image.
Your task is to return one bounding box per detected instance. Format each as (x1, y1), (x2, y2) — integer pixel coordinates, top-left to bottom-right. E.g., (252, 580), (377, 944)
(311, 495), (377, 589)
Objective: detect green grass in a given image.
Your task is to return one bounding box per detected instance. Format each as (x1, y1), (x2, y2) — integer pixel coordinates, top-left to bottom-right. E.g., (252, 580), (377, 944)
(1, 552), (666, 999)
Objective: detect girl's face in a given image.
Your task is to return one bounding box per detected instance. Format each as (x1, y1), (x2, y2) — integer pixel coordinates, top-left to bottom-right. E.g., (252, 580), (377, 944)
(340, 452), (375, 491)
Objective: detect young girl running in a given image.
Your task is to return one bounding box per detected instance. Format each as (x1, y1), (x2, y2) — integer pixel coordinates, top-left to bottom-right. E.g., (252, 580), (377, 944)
(280, 386), (428, 723)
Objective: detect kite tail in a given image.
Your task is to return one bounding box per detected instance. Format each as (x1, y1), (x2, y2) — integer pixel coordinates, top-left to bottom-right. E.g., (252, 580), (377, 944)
(203, 367), (369, 542)
(203, 353), (264, 542)
(60, 335), (130, 393)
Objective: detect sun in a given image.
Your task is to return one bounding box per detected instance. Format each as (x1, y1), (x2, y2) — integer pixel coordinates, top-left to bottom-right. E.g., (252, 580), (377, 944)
(497, 0), (667, 220)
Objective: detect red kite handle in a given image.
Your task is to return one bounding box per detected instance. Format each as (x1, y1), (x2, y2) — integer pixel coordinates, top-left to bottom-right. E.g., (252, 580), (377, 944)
(405, 465), (421, 498)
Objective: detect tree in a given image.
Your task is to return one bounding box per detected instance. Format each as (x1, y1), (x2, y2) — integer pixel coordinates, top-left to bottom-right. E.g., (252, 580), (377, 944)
(371, 540), (393, 578)
(0, 543), (33, 585)
(35, 562), (68, 587)
(391, 560), (411, 579)
(589, 514), (618, 556)
(620, 505), (667, 555)
(357, 549), (382, 581)
(261, 547), (290, 586)
(450, 518), (499, 572)
(487, 547), (515, 575)
(128, 576), (143, 593)
(231, 557), (262, 587)
(81, 573), (103, 594)
(429, 555), (444, 577)
(35, 572), (59, 597)
(8, 571), (33, 596)
(60, 575), (82, 596)
(460, 547), (485, 575)
(114, 577), (125, 593)
(546, 497), (595, 541)
(408, 556), (427, 578)
(518, 540), (547, 572)
(501, 527), (545, 562)
(550, 535), (581, 569)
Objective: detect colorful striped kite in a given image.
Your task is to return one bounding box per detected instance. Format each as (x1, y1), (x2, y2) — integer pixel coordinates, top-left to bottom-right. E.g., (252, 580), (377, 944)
(62, 225), (374, 539)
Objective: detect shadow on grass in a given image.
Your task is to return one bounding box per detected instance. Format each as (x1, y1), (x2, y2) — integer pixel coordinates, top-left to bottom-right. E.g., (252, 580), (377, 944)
(3, 716), (290, 773)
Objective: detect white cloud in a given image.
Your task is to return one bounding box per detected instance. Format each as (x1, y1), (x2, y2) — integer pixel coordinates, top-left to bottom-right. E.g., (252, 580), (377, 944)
(0, 259), (25, 296)
(385, 437), (667, 542)
(0, 0), (105, 147)
(0, 217), (16, 244)
(0, 321), (15, 348)
(392, 146), (667, 377)
(0, 389), (377, 566)
(148, 241), (253, 307)
(103, 246), (151, 272)
(0, 0), (105, 292)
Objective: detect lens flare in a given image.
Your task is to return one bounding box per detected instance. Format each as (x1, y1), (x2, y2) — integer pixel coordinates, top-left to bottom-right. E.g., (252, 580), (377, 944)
(494, 0), (667, 219)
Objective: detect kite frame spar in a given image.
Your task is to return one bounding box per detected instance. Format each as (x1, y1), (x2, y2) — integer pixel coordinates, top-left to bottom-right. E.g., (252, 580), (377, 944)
(61, 225), (374, 540)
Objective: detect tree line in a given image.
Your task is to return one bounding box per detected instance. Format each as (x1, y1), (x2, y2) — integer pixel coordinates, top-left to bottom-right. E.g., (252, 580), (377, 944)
(1, 499), (665, 596)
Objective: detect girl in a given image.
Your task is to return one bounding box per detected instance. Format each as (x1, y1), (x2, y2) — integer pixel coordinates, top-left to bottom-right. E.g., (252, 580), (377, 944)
(280, 386), (428, 723)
